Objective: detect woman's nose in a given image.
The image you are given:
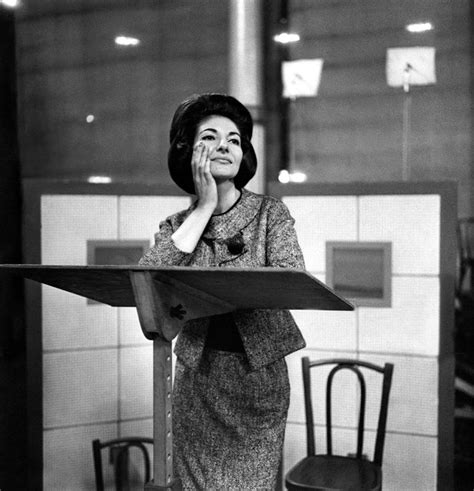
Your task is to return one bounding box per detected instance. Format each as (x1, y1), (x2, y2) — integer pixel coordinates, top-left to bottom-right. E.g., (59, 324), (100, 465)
(216, 139), (229, 152)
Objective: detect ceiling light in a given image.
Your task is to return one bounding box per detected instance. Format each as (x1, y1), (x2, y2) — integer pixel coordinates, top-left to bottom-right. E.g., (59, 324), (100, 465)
(406, 22), (433, 33)
(278, 170), (290, 184)
(115, 36), (140, 47)
(290, 172), (307, 183)
(86, 115), (95, 123)
(278, 170), (307, 183)
(274, 32), (300, 44)
(88, 176), (112, 184)
(0, 0), (20, 7)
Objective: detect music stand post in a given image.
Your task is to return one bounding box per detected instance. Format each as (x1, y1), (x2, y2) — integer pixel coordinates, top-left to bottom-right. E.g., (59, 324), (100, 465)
(0, 265), (353, 490)
(130, 270), (234, 490)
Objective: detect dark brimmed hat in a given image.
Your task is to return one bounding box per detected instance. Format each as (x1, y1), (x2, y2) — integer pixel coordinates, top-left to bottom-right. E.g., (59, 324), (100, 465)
(168, 93), (257, 194)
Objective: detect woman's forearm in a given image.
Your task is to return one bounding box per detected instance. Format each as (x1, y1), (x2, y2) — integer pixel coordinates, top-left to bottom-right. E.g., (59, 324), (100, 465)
(171, 204), (214, 253)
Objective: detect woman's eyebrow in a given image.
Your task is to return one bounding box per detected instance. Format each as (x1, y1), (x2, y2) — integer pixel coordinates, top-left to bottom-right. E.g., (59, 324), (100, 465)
(199, 128), (241, 137)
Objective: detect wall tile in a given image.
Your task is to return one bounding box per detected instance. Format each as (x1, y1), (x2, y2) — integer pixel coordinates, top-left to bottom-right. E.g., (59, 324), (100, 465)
(120, 418), (153, 439)
(43, 285), (118, 350)
(41, 195), (118, 264)
(119, 196), (191, 243)
(43, 350), (118, 428)
(283, 196), (358, 272)
(41, 195), (119, 349)
(292, 309), (357, 351)
(119, 346), (153, 420)
(359, 195), (440, 275)
(119, 307), (147, 346)
(383, 432), (437, 491)
(43, 422), (117, 491)
(361, 353), (438, 436)
(359, 276), (440, 356)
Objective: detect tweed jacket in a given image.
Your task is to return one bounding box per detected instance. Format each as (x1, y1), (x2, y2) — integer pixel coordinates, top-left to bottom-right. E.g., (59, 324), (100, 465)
(139, 188), (306, 371)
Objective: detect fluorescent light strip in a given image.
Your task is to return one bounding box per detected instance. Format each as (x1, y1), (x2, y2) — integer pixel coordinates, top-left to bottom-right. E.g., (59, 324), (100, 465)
(88, 176), (112, 184)
(115, 36), (140, 47)
(274, 32), (300, 44)
(0, 0), (20, 7)
(406, 22), (433, 33)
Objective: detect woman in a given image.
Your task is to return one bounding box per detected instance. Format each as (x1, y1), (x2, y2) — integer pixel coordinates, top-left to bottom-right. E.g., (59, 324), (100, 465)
(140, 93), (306, 490)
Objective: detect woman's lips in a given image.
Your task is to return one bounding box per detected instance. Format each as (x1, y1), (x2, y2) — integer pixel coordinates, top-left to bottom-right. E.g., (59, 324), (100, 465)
(212, 157), (232, 164)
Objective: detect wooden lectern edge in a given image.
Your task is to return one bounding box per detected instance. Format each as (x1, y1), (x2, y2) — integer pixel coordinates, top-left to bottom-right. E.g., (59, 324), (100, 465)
(0, 265), (354, 317)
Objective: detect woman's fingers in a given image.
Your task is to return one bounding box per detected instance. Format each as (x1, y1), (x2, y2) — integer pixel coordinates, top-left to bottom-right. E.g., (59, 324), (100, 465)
(192, 142), (204, 178)
(192, 143), (216, 205)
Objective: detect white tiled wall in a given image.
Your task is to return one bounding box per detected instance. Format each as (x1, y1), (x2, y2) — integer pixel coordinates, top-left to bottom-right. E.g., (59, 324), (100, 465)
(283, 196), (358, 272)
(359, 195), (440, 275)
(282, 194), (443, 491)
(42, 196), (119, 351)
(41, 194), (188, 490)
(40, 192), (446, 490)
(119, 346), (154, 420)
(43, 350), (118, 429)
(43, 423), (117, 490)
(359, 276), (440, 356)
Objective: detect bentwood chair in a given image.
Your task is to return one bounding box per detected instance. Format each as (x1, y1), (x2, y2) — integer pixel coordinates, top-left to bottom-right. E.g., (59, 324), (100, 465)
(457, 218), (474, 296)
(92, 436), (153, 491)
(285, 358), (394, 491)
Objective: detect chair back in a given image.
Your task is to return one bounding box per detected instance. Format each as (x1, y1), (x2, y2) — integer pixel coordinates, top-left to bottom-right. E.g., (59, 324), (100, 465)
(302, 357), (393, 467)
(457, 217), (474, 294)
(92, 436), (153, 491)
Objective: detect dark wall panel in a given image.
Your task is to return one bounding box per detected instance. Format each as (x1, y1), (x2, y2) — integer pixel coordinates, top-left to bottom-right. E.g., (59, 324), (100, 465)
(15, 0), (229, 184)
(280, 0), (472, 215)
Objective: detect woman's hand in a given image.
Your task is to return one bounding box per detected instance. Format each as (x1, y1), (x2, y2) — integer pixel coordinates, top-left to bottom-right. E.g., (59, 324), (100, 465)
(171, 142), (216, 253)
(192, 142), (217, 212)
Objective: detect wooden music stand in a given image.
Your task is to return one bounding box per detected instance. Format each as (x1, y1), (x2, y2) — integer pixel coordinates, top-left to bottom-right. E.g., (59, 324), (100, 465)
(0, 265), (353, 490)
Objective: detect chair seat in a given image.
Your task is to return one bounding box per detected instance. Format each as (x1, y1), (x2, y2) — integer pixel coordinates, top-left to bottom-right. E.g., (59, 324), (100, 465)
(286, 454), (381, 491)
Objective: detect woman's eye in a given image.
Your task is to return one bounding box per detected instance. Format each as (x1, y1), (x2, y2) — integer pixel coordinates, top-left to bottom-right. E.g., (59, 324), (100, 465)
(230, 138), (241, 146)
(202, 135), (215, 141)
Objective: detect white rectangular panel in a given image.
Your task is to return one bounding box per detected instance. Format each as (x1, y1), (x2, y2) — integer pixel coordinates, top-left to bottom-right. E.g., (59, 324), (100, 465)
(283, 196), (358, 272)
(43, 350), (118, 428)
(359, 195), (440, 275)
(359, 276), (440, 356)
(41, 195), (118, 264)
(119, 195), (191, 242)
(119, 346), (153, 420)
(43, 423), (117, 491)
(383, 432), (437, 491)
(362, 353), (438, 436)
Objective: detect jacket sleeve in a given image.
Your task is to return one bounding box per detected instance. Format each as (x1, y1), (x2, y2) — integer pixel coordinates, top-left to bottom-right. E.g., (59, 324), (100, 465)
(139, 217), (193, 266)
(265, 198), (306, 269)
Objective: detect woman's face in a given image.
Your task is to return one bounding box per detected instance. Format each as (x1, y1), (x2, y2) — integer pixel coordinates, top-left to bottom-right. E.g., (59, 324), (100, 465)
(193, 115), (243, 183)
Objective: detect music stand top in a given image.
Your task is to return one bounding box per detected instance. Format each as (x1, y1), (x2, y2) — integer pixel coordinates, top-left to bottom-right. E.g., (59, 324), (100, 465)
(0, 264), (354, 311)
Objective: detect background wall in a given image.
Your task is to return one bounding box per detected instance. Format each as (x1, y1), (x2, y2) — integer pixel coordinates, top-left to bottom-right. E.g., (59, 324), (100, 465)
(14, 0), (473, 217)
(40, 192), (189, 489)
(15, 0), (229, 184)
(269, 0), (472, 216)
(26, 182), (455, 490)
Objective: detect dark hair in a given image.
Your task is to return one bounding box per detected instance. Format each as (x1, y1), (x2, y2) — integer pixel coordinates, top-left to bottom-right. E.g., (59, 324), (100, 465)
(168, 93), (257, 194)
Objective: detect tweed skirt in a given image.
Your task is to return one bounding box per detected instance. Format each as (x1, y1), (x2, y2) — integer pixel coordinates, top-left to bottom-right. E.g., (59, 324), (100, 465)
(173, 349), (290, 490)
